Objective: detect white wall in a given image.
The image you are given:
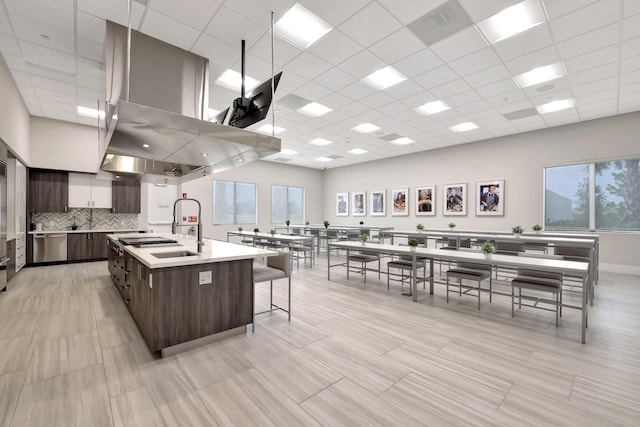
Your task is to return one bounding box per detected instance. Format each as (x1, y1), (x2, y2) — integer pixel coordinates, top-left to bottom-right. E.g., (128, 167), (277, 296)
(324, 112), (640, 274)
(0, 55), (30, 163)
(178, 160), (324, 241)
(30, 117), (100, 172)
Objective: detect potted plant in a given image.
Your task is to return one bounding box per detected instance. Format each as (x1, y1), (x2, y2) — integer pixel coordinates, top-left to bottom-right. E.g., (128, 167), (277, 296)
(238, 226), (243, 232)
(359, 220), (364, 225)
(285, 219), (290, 227)
(270, 229), (276, 235)
(359, 234), (369, 245)
(305, 221), (310, 226)
(512, 225), (524, 237)
(416, 223), (424, 232)
(253, 227), (260, 234)
(481, 241), (496, 258)
(532, 224), (542, 233)
(448, 222), (456, 229)
(408, 238), (419, 251)
(323, 220), (330, 228)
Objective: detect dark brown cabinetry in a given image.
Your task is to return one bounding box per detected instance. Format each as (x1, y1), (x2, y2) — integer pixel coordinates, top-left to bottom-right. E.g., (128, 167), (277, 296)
(67, 232), (109, 261)
(29, 169), (68, 213)
(7, 239), (16, 282)
(112, 181), (141, 213)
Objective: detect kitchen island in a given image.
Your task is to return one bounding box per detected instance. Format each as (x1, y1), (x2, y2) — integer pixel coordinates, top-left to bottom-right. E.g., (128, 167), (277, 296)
(107, 233), (276, 357)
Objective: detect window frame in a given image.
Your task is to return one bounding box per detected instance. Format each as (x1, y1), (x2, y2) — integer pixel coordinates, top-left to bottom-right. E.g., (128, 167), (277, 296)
(213, 180), (258, 225)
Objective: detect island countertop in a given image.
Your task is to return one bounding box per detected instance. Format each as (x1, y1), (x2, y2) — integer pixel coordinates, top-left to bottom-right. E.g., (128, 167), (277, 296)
(107, 232), (277, 268)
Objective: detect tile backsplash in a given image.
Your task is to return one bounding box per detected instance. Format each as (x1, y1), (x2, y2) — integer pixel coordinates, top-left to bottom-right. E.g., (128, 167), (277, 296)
(32, 208), (140, 231)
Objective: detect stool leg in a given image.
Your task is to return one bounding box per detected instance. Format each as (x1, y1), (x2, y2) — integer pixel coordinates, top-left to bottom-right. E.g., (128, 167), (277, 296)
(446, 276), (449, 303)
(519, 288), (522, 309)
(511, 287), (515, 317)
(555, 291), (559, 327)
(477, 282), (481, 310)
(270, 281), (273, 308)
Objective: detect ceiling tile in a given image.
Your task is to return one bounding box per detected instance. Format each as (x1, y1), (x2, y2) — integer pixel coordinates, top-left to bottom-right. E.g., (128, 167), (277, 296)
(300, 0), (369, 27)
(463, 64), (511, 88)
(444, 90), (482, 107)
(624, 0), (640, 17)
(30, 75), (76, 94)
(556, 23), (620, 59)
(339, 81), (377, 100)
(77, 74), (102, 91)
(9, 70), (31, 85)
(575, 88), (618, 105)
(307, 30), (362, 66)
(77, 0), (145, 29)
(192, 33), (238, 70)
(231, 53), (274, 81)
(35, 87), (76, 104)
(0, 10), (12, 37)
(621, 69), (640, 85)
(449, 47), (501, 76)
(314, 67), (357, 91)
(621, 36), (640, 59)
(339, 1), (402, 48)
(456, 99), (494, 114)
(205, 6), (267, 47)
(0, 33), (21, 56)
(19, 40), (76, 74)
(359, 91), (396, 109)
(485, 88), (528, 107)
(429, 26), (488, 63)
(77, 11), (106, 44)
(543, 0), (600, 20)
(564, 46), (620, 74)
(392, 48), (443, 77)
(458, 0), (521, 21)
(77, 37), (104, 63)
(4, 0), (74, 33)
(140, 10), (201, 50)
(623, 13), (640, 41)
(337, 49), (386, 79)
(621, 55), (640, 74)
(150, 0), (220, 31)
(249, 32), (302, 68)
(76, 57), (104, 78)
(567, 62), (619, 87)
(368, 28), (426, 64)
(384, 80), (426, 101)
(476, 78), (519, 98)
(377, 0), (446, 25)
(2, 53), (27, 72)
(285, 51), (333, 80)
(429, 78), (472, 98)
(10, 16), (74, 56)
(413, 65), (458, 90)
(294, 81), (333, 101)
(549, 0), (620, 42)
(493, 24), (553, 62)
(321, 92), (356, 109)
(570, 76), (619, 96)
(504, 46), (561, 75)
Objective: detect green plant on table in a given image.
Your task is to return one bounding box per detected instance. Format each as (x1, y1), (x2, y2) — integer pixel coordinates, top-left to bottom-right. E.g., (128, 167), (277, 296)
(359, 234), (369, 243)
(305, 221), (310, 226)
(270, 229), (276, 235)
(416, 223), (424, 231)
(532, 224), (542, 231)
(253, 227), (260, 233)
(285, 219), (291, 226)
(448, 222), (456, 229)
(408, 238), (419, 247)
(323, 220), (330, 228)
(481, 241), (496, 254)
(238, 226), (243, 232)
(512, 225), (524, 234)
(359, 221), (364, 225)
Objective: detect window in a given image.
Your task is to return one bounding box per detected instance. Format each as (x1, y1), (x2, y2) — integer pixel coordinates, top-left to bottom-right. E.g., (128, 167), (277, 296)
(272, 185), (305, 224)
(544, 158), (640, 231)
(213, 180), (257, 224)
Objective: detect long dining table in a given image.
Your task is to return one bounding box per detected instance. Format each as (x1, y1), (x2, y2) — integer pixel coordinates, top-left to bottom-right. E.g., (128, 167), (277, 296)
(328, 241), (591, 343)
(227, 231), (315, 267)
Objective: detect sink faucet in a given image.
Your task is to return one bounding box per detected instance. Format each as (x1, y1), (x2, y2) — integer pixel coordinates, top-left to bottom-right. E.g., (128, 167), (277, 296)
(172, 198), (204, 253)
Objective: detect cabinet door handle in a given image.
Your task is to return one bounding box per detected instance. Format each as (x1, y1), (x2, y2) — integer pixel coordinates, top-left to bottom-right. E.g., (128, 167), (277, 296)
(64, 205), (68, 213)
(124, 298), (131, 304)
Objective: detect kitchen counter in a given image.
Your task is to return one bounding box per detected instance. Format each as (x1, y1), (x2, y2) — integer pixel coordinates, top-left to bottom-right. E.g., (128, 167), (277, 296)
(29, 229), (147, 234)
(107, 233), (276, 268)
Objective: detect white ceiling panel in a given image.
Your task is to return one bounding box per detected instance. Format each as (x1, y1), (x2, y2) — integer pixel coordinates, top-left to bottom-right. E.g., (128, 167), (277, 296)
(623, 13), (640, 41)
(300, 0), (369, 26)
(430, 26), (487, 63)
(77, 11), (106, 44)
(35, 87), (76, 104)
(284, 51), (332, 80)
(313, 67), (357, 92)
(445, 90), (483, 107)
(384, 80), (427, 101)
(340, 81), (377, 101)
(621, 37), (640, 59)
(463, 64), (511, 88)
(575, 88), (618, 105)
(0, 33), (20, 55)
(392, 47), (443, 77)
(359, 91), (396, 109)
(413, 65), (458, 90)
(621, 55), (640, 74)
(549, 0), (620, 42)
(543, 0), (600, 20)
(339, 1), (402, 48)
(10, 16), (75, 55)
(570, 76), (619, 96)
(319, 92), (353, 109)
(377, 0), (446, 25)
(449, 47), (502, 77)
(368, 28), (426, 64)
(476, 78), (519, 98)
(504, 46), (561, 75)
(76, 37), (103, 63)
(556, 23), (620, 60)
(337, 49), (386, 79)
(249, 32), (302, 68)
(191, 33), (239, 70)
(4, 0), (74, 33)
(19, 40), (75, 73)
(564, 46), (620, 74)
(294, 81), (333, 101)
(623, 0), (640, 17)
(621, 70), (640, 86)
(307, 30), (362, 66)
(567, 62), (619, 87)
(76, 57), (104, 78)
(77, 0), (145, 29)
(150, 0), (220, 31)
(493, 24), (553, 62)
(458, 0), (521, 21)
(3, 53), (27, 71)
(141, 10), (201, 50)
(205, 6), (266, 47)
(429, 78), (472, 98)
(0, 10), (12, 36)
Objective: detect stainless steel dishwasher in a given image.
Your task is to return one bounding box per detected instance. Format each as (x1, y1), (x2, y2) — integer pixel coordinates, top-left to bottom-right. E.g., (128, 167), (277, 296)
(33, 233), (68, 262)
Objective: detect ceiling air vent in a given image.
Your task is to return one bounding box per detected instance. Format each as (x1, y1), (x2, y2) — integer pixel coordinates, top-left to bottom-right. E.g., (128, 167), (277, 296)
(408, 0), (473, 46)
(504, 107), (539, 121)
(380, 133), (403, 141)
(326, 155), (342, 160)
(278, 94), (312, 110)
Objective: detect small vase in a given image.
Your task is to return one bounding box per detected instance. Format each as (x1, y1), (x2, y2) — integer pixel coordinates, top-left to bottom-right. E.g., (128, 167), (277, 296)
(484, 253), (492, 259)
(361, 241), (366, 246)
(514, 233), (521, 238)
(410, 246), (416, 251)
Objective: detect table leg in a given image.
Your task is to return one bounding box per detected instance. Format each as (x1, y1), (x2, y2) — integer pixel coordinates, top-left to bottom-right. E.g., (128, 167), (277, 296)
(582, 273), (588, 344)
(412, 254), (417, 302)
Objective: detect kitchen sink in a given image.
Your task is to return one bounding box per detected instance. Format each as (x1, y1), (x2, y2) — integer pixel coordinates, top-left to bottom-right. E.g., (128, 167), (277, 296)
(152, 251), (198, 259)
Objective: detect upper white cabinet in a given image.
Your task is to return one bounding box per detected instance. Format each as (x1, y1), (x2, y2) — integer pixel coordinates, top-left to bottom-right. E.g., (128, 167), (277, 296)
(68, 173), (112, 209)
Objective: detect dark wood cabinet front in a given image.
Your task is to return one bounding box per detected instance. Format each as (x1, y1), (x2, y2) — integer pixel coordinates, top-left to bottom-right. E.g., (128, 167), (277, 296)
(112, 181), (141, 213)
(68, 232), (109, 261)
(29, 169), (68, 213)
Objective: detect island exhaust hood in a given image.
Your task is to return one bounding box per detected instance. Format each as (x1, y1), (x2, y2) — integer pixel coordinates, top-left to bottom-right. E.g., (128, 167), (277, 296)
(100, 21), (281, 182)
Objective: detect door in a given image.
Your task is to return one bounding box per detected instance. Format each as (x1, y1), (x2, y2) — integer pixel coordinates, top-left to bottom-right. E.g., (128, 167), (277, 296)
(147, 183), (178, 233)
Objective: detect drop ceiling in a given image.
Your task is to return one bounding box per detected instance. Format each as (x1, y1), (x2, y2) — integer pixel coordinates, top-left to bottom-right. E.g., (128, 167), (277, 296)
(1, 0), (639, 170)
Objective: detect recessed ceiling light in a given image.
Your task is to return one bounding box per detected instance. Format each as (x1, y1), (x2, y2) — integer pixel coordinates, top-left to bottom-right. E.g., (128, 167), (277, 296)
(363, 66), (407, 90)
(315, 156), (332, 162)
(201, 153), (208, 157)
(449, 122), (479, 132)
(477, 0), (546, 44)
(309, 138), (333, 146)
(142, 144), (150, 148)
(514, 62), (565, 88)
(281, 149), (298, 155)
(115, 175), (120, 179)
(352, 123), (380, 133)
(299, 102), (332, 117)
(77, 106), (104, 119)
(215, 69), (259, 92)
(257, 124), (286, 134)
(536, 98), (575, 114)
(391, 137), (414, 145)
(415, 100), (450, 115)
(274, 3), (333, 49)
(349, 148), (368, 155)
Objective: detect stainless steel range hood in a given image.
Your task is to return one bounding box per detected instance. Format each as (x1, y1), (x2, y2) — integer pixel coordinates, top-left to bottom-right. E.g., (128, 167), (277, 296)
(100, 21), (280, 182)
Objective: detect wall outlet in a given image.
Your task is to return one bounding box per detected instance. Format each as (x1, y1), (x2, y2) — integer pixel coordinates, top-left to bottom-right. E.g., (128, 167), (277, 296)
(199, 270), (212, 285)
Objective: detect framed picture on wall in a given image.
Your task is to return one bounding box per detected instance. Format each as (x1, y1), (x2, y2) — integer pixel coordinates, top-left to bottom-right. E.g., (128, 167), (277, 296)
(336, 192), (348, 216)
(370, 190), (386, 216)
(352, 191), (366, 216)
(415, 185), (435, 216)
(391, 188), (409, 216)
(444, 183), (466, 216)
(477, 180), (504, 216)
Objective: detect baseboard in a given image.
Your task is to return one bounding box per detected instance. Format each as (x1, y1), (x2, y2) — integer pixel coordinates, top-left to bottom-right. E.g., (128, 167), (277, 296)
(599, 263), (640, 276)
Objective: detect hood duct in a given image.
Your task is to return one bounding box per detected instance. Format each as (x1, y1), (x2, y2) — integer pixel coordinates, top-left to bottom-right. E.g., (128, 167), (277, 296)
(100, 21), (281, 182)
